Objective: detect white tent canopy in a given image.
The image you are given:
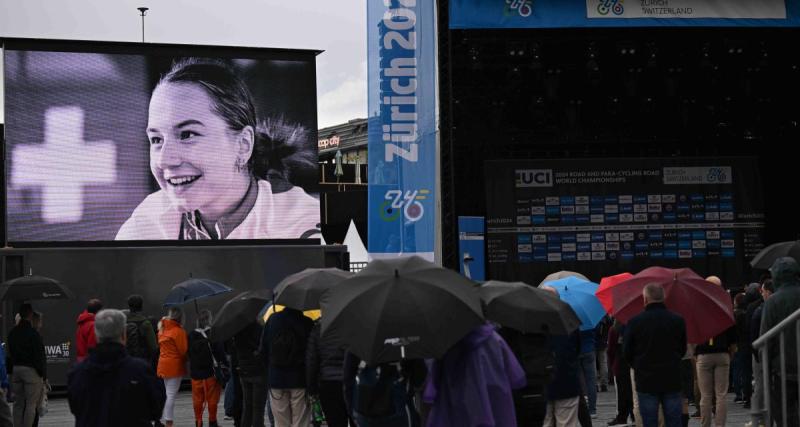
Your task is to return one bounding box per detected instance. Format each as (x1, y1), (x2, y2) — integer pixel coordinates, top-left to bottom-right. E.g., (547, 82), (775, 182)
(343, 219), (368, 263)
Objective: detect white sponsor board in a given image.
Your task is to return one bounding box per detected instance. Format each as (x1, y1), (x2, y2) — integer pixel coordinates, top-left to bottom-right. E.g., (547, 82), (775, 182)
(587, 0), (786, 19)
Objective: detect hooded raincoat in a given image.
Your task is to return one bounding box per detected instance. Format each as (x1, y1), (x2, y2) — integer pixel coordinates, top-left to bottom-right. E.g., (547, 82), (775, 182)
(423, 323), (526, 427)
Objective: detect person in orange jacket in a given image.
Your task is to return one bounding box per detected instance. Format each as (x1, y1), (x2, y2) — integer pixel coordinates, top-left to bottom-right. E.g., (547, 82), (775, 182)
(75, 299), (103, 363)
(158, 306), (188, 427)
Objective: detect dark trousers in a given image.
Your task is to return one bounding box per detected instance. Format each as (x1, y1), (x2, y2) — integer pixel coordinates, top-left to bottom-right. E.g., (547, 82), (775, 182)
(578, 395), (593, 427)
(514, 395), (546, 427)
(241, 376), (267, 427)
(616, 368), (634, 422)
(741, 351), (753, 401)
(319, 380), (351, 427)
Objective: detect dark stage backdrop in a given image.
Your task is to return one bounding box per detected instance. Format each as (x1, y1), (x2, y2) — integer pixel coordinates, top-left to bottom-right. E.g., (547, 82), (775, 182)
(0, 244), (345, 387)
(485, 157), (765, 286)
(2, 39), (319, 243)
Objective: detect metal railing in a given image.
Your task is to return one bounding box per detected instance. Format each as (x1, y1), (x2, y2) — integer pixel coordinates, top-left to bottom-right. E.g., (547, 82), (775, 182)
(752, 306), (800, 427)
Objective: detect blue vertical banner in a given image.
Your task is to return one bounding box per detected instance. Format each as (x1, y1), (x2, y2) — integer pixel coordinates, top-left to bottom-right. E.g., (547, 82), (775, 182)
(368, 0), (437, 261)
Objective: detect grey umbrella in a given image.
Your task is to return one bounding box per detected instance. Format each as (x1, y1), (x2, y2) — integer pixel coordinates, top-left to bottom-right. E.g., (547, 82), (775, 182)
(539, 270), (589, 287)
(749, 240), (800, 269)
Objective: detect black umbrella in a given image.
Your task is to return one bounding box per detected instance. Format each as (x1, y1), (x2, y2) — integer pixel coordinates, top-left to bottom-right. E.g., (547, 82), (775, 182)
(479, 281), (581, 335)
(0, 273), (74, 301)
(273, 268), (353, 310)
(320, 256), (484, 364)
(750, 240), (800, 269)
(209, 290), (271, 343)
(163, 278), (233, 313)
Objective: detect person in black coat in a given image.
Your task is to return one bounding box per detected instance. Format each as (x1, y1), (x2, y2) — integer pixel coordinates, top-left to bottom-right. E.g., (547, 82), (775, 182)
(260, 307), (314, 427)
(67, 309), (166, 427)
(306, 319), (352, 427)
(234, 322), (267, 427)
(624, 284), (687, 427)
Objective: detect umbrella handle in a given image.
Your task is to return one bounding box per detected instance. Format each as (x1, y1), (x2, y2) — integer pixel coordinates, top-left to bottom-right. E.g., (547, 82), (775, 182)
(401, 345), (405, 359)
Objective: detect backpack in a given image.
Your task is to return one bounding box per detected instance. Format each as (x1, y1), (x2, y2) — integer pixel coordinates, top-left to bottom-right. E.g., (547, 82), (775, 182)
(352, 361), (410, 420)
(270, 325), (304, 368)
(516, 333), (555, 388)
(126, 319), (151, 360)
(189, 329), (214, 368)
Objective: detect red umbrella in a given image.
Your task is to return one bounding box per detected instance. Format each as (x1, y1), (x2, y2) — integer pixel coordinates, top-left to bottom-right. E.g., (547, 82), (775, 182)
(611, 267), (734, 344)
(595, 272), (633, 313)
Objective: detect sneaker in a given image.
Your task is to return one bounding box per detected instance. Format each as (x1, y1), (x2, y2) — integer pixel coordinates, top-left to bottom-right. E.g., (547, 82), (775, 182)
(223, 416), (233, 421)
(591, 412), (599, 419)
(743, 401), (751, 409)
(690, 410), (701, 418)
(607, 418), (628, 426)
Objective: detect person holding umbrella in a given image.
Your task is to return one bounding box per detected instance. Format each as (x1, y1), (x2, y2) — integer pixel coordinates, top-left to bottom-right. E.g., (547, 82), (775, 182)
(694, 276), (737, 427)
(423, 322), (527, 427)
(157, 306), (189, 427)
(188, 309), (227, 427)
(261, 306), (314, 427)
(7, 304), (46, 427)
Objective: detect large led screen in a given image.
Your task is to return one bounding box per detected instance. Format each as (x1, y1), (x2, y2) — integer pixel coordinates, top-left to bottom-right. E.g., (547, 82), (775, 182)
(3, 39), (321, 243)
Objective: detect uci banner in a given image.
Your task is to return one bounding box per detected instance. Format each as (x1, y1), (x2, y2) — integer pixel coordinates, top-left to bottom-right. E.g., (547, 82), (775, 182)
(367, 0), (437, 261)
(450, 0), (800, 29)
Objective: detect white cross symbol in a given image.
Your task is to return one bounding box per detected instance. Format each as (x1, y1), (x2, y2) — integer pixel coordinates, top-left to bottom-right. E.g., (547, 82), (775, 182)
(11, 106), (116, 223)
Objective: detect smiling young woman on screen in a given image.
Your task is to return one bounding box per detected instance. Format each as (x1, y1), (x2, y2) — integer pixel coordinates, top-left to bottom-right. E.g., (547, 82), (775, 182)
(116, 58), (320, 240)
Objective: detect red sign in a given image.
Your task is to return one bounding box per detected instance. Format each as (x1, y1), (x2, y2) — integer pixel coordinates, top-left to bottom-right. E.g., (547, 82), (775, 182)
(318, 135), (340, 149)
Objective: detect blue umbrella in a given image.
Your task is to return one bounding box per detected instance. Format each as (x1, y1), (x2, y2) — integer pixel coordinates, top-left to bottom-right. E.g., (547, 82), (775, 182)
(164, 278), (233, 312)
(541, 276), (605, 331)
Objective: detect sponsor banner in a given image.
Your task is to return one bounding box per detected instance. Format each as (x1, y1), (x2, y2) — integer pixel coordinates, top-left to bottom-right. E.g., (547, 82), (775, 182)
(485, 157), (765, 285)
(588, 0), (786, 19)
(368, 0), (437, 260)
(45, 341), (72, 364)
(459, 216), (486, 280)
(450, 0), (800, 29)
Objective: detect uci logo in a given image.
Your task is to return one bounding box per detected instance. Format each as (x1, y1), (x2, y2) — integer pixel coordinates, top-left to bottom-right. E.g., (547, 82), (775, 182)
(516, 169), (553, 187)
(380, 189), (429, 223)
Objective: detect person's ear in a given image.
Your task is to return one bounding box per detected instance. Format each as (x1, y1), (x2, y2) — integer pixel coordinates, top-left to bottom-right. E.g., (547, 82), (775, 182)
(237, 126), (255, 164)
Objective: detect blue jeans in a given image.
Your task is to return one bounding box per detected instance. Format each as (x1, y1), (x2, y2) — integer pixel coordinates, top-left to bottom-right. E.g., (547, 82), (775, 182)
(637, 392), (682, 427)
(578, 352), (597, 412)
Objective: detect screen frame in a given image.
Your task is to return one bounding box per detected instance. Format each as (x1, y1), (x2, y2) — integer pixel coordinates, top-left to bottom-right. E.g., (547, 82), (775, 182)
(1, 37), (322, 247)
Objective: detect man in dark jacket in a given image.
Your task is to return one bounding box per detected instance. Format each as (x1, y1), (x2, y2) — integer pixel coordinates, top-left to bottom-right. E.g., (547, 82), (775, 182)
(261, 307), (314, 427)
(8, 303), (46, 427)
(67, 308), (165, 426)
(624, 283), (687, 427)
(544, 330), (582, 426)
(306, 319), (351, 427)
(76, 298), (103, 363)
(760, 257), (800, 426)
(749, 279), (773, 427)
(124, 294), (158, 367)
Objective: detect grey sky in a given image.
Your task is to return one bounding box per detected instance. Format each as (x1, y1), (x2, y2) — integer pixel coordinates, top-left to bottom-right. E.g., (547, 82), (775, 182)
(0, 0), (366, 128)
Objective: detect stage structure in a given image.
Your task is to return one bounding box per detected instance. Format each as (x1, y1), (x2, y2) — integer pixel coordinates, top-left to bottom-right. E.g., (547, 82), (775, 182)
(436, 0), (800, 286)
